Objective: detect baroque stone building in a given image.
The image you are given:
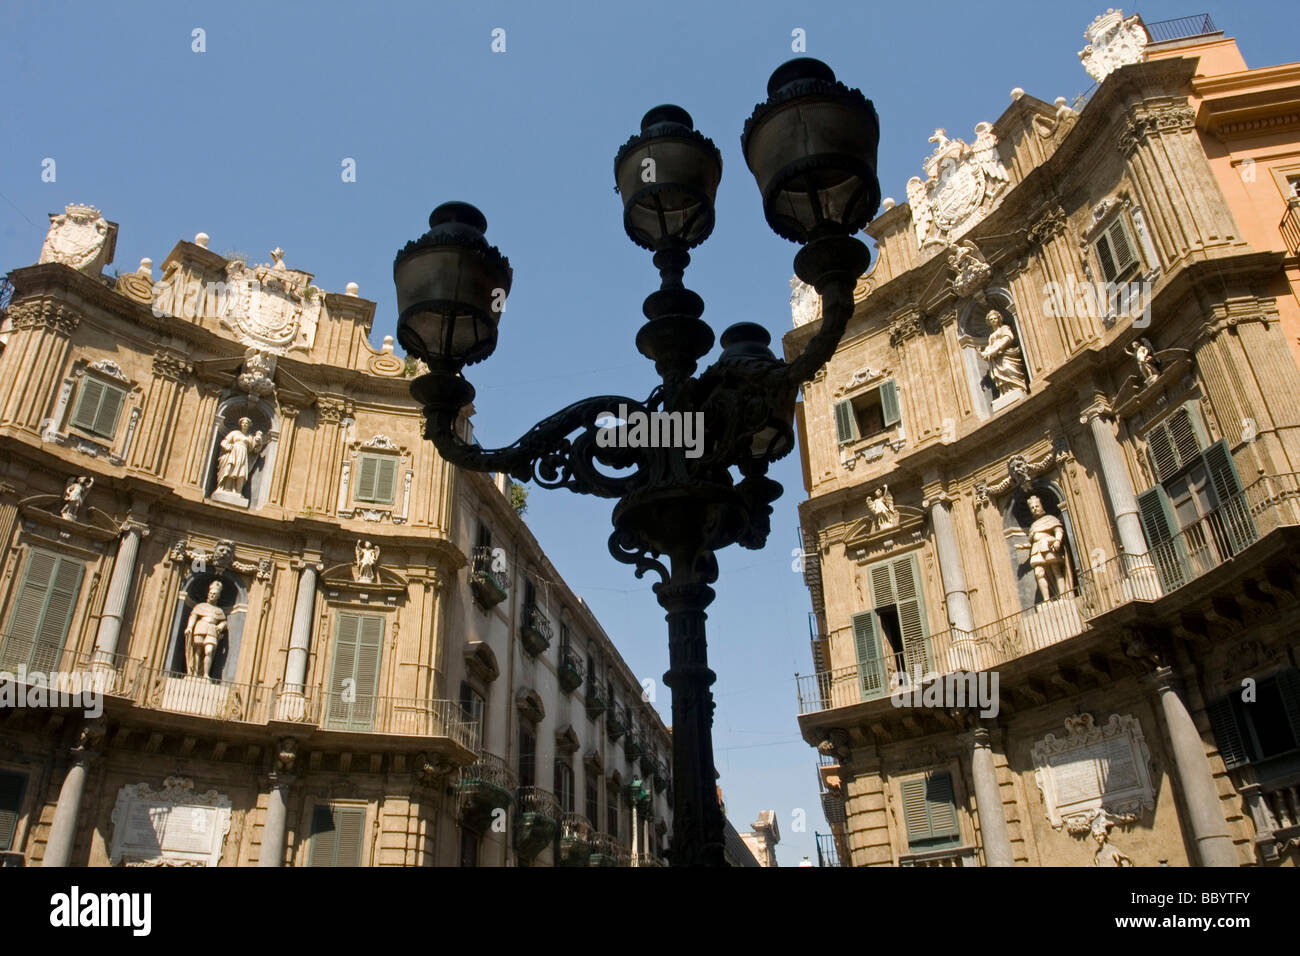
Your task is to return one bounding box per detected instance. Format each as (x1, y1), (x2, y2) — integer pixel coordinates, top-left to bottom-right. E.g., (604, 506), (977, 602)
(789, 12), (1300, 867)
(0, 210), (675, 866)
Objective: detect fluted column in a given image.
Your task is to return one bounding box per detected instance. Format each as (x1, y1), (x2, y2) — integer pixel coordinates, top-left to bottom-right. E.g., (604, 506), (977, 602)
(258, 742), (296, 867)
(967, 725), (1014, 867)
(1148, 666), (1239, 866)
(1080, 401), (1147, 558)
(924, 489), (976, 670)
(92, 520), (148, 663)
(43, 723), (103, 866)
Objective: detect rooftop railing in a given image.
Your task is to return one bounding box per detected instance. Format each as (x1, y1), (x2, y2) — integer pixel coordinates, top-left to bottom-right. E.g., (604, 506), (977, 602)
(1143, 14), (1218, 43)
(798, 473), (1300, 715)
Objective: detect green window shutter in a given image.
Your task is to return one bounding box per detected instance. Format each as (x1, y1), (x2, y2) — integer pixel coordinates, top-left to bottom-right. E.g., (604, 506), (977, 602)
(833, 400), (857, 445)
(1145, 422), (1178, 482)
(879, 380), (901, 428)
(892, 556), (931, 676)
(327, 613), (382, 731)
(334, 807), (366, 866)
(374, 456), (398, 504)
(1201, 440), (1243, 505)
(0, 771), (25, 852)
(925, 772), (960, 841)
(1095, 233), (1118, 283)
(1206, 698), (1250, 769)
(1137, 486), (1188, 591)
(1108, 218), (1138, 276)
(901, 777), (931, 844)
(92, 385), (124, 439)
(1, 550), (82, 672)
(355, 455), (378, 501)
(309, 805), (337, 866)
(851, 611), (884, 698)
(1275, 669), (1300, 746)
(70, 379), (105, 432)
(1169, 407), (1203, 465)
(1202, 440), (1255, 554)
(869, 564), (895, 610)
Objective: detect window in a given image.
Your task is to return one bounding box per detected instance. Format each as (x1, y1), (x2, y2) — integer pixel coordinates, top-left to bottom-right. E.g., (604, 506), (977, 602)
(0, 549), (83, 673)
(851, 554), (930, 697)
(833, 379), (900, 445)
(1093, 215), (1140, 283)
(476, 523), (492, 551)
(1207, 669), (1300, 769)
(554, 760), (575, 813)
(519, 721), (536, 788)
(459, 681), (485, 751)
(308, 805), (366, 867)
(585, 775), (600, 825)
(354, 452), (398, 504)
(606, 781), (620, 838)
(1137, 405), (1255, 590)
(901, 771), (961, 851)
(69, 376), (126, 440)
(0, 771), (25, 852)
(459, 828), (479, 867)
(559, 622), (571, 654)
(324, 613), (383, 731)
(523, 578), (537, 611)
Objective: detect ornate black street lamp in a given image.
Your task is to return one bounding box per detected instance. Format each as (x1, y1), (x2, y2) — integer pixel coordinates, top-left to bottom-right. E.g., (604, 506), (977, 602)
(397, 58), (879, 866)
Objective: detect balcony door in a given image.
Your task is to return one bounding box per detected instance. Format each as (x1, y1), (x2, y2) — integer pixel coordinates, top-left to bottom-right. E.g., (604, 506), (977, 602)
(852, 553), (930, 698)
(0, 549), (82, 674)
(325, 612), (383, 731)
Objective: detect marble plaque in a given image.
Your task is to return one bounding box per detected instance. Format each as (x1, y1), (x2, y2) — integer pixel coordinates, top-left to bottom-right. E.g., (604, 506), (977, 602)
(1031, 713), (1154, 832)
(110, 777), (231, 866)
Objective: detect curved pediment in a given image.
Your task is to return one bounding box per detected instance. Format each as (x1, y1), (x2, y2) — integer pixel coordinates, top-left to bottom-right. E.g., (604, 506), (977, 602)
(843, 505), (925, 558)
(516, 687), (545, 724)
(463, 640), (499, 684)
(320, 562), (408, 595)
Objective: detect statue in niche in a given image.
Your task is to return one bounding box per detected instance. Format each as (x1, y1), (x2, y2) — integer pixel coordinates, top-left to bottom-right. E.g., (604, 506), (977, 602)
(214, 417), (265, 500)
(1021, 495), (1070, 601)
(1090, 813), (1134, 867)
(867, 486), (899, 531)
(354, 540), (380, 583)
(60, 476), (93, 520)
(977, 310), (1027, 396)
(1127, 337), (1161, 386)
(185, 580), (228, 678)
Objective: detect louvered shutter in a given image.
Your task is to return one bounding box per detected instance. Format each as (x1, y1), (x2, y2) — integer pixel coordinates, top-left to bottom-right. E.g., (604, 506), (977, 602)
(354, 455), (378, 501)
(1107, 218), (1138, 276)
(309, 805), (337, 866)
(334, 808), (366, 866)
(851, 611), (884, 698)
(925, 772), (960, 841)
(0, 771), (24, 852)
(892, 556), (931, 677)
(879, 380), (901, 427)
(1145, 424), (1178, 482)
(71, 379), (105, 432)
(373, 456), (398, 504)
(833, 400), (857, 445)
(1, 551), (81, 672)
(1169, 408), (1202, 466)
(1206, 698), (1250, 769)
(352, 615), (383, 730)
(1095, 233), (1118, 283)
(869, 564), (895, 610)
(1201, 439), (1255, 555)
(901, 777), (930, 844)
(1137, 486), (1188, 591)
(91, 385), (124, 438)
(326, 613), (359, 728)
(31, 558), (83, 673)
(1275, 669), (1300, 748)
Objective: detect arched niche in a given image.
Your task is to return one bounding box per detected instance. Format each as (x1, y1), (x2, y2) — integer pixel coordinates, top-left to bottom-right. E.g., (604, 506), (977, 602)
(167, 570), (248, 681)
(959, 289), (1028, 419)
(202, 394), (279, 509)
(1001, 480), (1083, 611)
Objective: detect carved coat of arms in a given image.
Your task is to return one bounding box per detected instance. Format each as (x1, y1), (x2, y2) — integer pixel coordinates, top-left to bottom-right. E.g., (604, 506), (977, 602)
(906, 124), (1009, 248)
(220, 248), (321, 354)
(39, 203), (116, 274)
(1078, 9), (1148, 82)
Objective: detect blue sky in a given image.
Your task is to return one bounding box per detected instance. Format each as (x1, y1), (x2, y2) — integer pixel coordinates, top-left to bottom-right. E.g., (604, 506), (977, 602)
(3, 1), (1294, 866)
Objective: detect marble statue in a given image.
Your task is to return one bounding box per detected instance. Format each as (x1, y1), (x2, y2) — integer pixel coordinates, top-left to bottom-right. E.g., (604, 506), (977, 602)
(214, 417), (264, 499)
(1026, 495), (1070, 601)
(1090, 813), (1134, 867)
(867, 486), (899, 531)
(355, 540), (380, 583)
(977, 310), (1027, 396)
(1128, 337), (1161, 386)
(60, 476), (93, 520)
(185, 580), (228, 678)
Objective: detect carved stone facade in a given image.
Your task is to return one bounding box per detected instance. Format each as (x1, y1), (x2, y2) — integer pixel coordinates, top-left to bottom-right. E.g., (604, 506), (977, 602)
(0, 218), (672, 867)
(787, 19), (1300, 867)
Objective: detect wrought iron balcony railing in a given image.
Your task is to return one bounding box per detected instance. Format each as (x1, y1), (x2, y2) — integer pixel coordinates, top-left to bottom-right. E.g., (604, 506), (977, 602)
(0, 645), (142, 701)
(815, 832), (845, 867)
(272, 685), (479, 748)
(797, 473), (1300, 716)
(520, 603), (553, 657)
(899, 845), (979, 867)
(558, 643), (584, 693)
(469, 545), (509, 608)
(1143, 14), (1217, 44)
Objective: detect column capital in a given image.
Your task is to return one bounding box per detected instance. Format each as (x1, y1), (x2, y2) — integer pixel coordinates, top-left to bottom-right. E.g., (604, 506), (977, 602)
(119, 517), (151, 537)
(922, 490), (954, 511)
(293, 554), (324, 573)
(1079, 395), (1114, 425)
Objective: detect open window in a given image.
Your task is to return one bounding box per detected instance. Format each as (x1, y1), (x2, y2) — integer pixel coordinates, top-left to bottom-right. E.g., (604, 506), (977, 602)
(850, 553), (930, 697)
(833, 379), (900, 446)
